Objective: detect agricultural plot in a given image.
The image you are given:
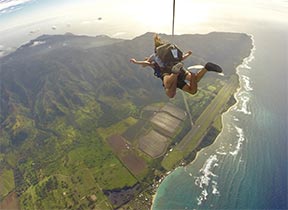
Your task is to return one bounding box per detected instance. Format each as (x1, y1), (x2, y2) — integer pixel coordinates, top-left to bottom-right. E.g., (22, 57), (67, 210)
(107, 135), (147, 176)
(107, 135), (129, 155)
(139, 130), (169, 158)
(0, 192), (19, 210)
(122, 119), (148, 142)
(150, 112), (182, 137)
(160, 103), (187, 120)
(121, 153), (147, 176)
(142, 105), (161, 112)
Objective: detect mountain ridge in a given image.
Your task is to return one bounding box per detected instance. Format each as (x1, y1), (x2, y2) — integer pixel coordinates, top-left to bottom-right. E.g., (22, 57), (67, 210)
(0, 31), (252, 148)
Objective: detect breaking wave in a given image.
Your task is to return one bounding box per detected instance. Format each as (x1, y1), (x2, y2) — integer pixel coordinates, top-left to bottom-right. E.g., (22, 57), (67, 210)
(193, 35), (256, 207)
(229, 126), (246, 156)
(194, 155), (220, 205)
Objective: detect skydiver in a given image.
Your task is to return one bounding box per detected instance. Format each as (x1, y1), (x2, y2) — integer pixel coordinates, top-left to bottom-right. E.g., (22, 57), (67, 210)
(130, 34), (222, 98)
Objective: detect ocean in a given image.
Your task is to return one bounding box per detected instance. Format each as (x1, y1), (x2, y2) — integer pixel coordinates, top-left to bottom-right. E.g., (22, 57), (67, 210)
(152, 23), (287, 209)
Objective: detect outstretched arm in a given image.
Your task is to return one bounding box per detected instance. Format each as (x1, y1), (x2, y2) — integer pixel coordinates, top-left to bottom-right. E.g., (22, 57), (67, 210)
(130, 58), (154, 68)
(182, 51), (192, 61)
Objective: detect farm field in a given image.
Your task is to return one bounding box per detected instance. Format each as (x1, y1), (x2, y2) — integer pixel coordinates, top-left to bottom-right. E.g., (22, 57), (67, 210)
(139, 130), (169, 158)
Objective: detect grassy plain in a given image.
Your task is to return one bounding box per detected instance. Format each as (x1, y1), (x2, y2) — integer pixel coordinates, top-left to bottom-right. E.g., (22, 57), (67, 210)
(0, 169), (15, 198)
(12, 115), (141, 209)
(97, 117), (138, 140)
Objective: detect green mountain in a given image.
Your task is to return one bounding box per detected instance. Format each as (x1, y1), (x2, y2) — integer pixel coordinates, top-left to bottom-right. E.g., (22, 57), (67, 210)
(0, 32), (252, 209)
(1, 33), (160, 144)
(1, 32), (252, 145)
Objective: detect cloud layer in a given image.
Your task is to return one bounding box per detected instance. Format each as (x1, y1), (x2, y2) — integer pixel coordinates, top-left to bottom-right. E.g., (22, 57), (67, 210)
(0, 0), (33, 15)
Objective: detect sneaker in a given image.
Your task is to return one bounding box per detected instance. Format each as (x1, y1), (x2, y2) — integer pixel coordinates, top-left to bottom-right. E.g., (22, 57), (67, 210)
(205, 62), (223, 73)
(171, 62), (183, 74)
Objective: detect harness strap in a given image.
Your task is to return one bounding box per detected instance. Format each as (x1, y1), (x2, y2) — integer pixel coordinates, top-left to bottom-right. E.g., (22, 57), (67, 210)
(153, 63), (162, 78)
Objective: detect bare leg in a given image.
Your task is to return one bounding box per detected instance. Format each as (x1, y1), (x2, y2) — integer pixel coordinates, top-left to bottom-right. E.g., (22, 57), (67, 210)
(163, 73), (178, 89)
(181, 68), (208, 95)
(184, 68), (208, 83)
(195, 68), (208, 82)
(176, 63), (221, 96)
(190, 73), (197, 93)
(163, 74), (178, 98)
(182, 72), (197, 95)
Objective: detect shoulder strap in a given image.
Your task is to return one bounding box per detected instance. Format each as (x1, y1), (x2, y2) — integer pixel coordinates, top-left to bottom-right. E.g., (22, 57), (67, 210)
(156, 43), (183, 67)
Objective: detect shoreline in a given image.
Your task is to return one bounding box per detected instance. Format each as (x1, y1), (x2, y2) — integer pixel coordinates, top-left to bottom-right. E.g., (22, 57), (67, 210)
(150, 37), (255, 210)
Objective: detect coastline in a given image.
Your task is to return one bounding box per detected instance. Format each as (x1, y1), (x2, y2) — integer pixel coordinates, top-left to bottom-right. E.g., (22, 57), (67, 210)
(150, 36), (255, 210)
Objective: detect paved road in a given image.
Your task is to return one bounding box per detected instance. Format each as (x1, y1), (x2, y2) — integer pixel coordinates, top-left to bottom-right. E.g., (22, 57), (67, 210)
(181, 91), (194, 127)
(177, 76), (238, 151)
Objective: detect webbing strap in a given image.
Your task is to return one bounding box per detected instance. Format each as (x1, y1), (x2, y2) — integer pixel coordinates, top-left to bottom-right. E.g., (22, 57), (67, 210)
(172, 0), (175, 36)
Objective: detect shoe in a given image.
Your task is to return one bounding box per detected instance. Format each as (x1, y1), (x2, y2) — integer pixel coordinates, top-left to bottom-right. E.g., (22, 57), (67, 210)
(171, 62), (183, 74)
(205, 62), (223, 73)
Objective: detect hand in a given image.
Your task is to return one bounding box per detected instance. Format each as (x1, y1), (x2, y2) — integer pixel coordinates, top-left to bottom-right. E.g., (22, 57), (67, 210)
(187, 51), (192, 56)
(130, 58), (137, 63)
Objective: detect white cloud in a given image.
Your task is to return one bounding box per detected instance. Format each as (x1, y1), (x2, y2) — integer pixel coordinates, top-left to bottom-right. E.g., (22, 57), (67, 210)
(0, 0), (33, 14)
(0, 44), (14, 57)
(30, 40), (45, 47)
(112, 32), (126, 37)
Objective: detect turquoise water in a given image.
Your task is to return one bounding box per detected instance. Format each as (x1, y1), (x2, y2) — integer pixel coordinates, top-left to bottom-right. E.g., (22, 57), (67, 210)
(153, 25), (287, 210)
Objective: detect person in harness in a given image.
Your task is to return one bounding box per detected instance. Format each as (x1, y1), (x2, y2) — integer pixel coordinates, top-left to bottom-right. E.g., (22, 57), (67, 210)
(130, 34), (222, 98)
